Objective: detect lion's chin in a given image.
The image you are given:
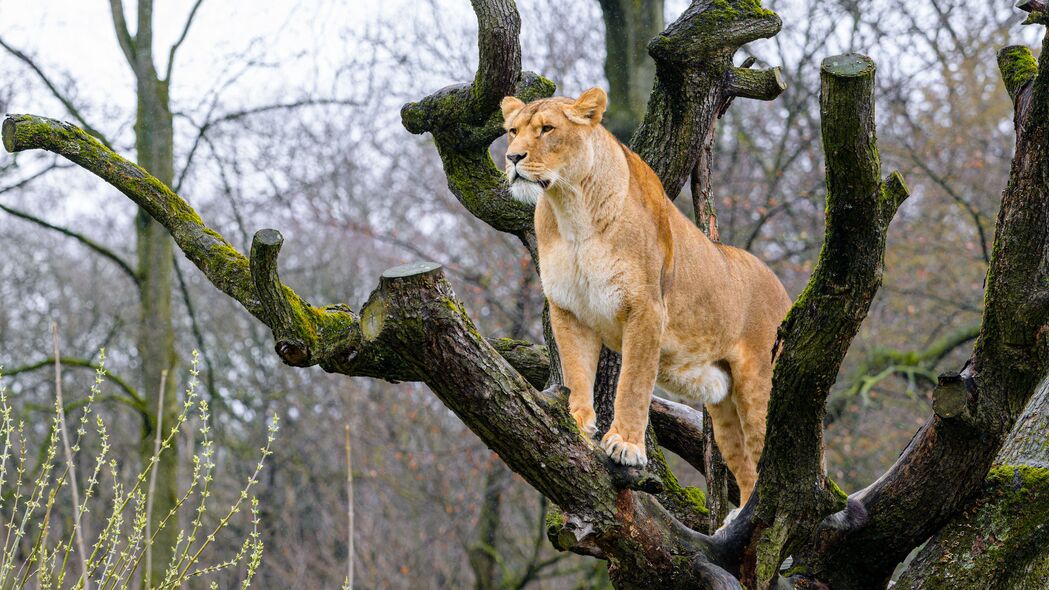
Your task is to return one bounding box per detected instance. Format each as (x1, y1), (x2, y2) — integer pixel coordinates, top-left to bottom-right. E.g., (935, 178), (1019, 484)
(509, 178), (544, 205)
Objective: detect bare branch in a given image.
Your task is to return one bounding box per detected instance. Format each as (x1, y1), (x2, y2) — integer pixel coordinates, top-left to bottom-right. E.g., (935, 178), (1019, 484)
(0, 37), (112, 148)
(108, 0), (137, 66)
(3, 356), (143, 408)
(164, 0), (206, 82)
(0, 161), (67, 195)
(175, 98), (360, 192)
(0, 201), (140, 286)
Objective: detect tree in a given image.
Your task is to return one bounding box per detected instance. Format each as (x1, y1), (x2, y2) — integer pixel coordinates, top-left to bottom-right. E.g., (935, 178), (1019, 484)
(3, 0), (1047, 587)
(0, 1), (207, 581)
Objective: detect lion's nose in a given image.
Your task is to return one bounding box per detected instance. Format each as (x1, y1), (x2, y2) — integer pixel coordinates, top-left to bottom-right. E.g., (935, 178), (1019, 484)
(507, 152), (527, 164)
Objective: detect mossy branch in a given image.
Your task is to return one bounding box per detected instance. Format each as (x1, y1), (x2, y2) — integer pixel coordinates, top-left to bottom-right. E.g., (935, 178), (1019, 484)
(250, 229), (316, 367)
(468, 0), (522, 119)
(1018, 0), (1049, 25)
(2, 113), (351, 369)
(897, 380), (1049, 588)
(726, 66), (786, 101)
(647, 0), (781, 64)
(744, 53), (907, 588)
(631, 0), (785, 198)
(998, 46), (1039, 103)
(801, 24), (1049, 587)
(401, 0), (554, 236)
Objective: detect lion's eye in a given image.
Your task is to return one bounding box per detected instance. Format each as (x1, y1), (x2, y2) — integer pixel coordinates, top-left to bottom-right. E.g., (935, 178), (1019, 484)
(509, 128), (517, 136)
(541, 125), (555, 134)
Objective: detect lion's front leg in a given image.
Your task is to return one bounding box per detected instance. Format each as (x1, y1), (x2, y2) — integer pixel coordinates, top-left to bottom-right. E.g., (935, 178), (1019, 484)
(549, 303), (602, 437)
(602, 301), (664, 467)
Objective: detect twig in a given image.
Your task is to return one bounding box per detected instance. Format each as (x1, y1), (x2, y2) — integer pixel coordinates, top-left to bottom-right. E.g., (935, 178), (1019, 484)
(344, 424), (354, 590)
(51, 323), (90, 590)
(144, 369), (168, 585)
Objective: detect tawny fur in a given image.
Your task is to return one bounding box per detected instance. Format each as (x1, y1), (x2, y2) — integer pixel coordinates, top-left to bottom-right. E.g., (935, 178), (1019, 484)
(501, 88), (791, 504)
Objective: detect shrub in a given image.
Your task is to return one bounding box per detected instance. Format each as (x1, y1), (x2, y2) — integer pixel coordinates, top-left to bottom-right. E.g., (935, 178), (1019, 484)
(0, 350), (277, 589)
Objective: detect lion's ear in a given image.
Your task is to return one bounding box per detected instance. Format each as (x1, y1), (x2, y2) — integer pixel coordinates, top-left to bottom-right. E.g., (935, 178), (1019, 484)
(501, 96), (526, 123)
(565, 87), (607, 125)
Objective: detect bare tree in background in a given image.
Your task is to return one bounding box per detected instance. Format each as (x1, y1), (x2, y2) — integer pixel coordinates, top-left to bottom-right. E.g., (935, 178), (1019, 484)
(3, 1), (1049, 588)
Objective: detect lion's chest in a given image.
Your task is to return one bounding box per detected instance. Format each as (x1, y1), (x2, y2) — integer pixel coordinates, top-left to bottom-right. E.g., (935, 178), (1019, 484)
(540, 238), (624, 341)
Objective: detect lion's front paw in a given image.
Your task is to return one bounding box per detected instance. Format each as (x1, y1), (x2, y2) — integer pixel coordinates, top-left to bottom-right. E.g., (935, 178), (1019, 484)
(570, 406), (597, 437)
(600, 429), (647, 466)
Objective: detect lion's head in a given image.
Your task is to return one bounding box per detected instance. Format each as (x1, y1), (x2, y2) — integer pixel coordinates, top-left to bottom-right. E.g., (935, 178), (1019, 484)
(499, 87), (608, 204)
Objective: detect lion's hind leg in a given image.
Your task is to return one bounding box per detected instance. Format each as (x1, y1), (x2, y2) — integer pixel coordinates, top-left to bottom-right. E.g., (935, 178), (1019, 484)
(706, 395), (757, 505)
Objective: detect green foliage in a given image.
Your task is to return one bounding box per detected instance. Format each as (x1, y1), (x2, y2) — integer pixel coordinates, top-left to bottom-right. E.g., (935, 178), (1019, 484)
(0, 351), (276, 589)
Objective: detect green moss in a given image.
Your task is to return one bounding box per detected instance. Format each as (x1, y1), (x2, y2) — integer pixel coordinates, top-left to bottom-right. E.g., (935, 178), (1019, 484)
(997, 46), (1039, 102)
(987, 464), (1049, 492)
(827, 477), (848, 503)
(652, 447), (709, 517)
(695, 0), (775, 28)
(897, 465), (1049, 589)
(545, 506), (566, 531)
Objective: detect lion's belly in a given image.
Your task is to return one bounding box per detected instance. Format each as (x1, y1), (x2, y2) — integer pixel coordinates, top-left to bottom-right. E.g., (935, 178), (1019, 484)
(656, 335), (732, 405)
(540, 239), (624, 346)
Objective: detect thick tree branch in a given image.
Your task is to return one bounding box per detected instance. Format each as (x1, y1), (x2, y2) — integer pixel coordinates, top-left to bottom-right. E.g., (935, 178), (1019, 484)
(630, 0), (783, 196)
(401, 0), (553, 236)
(895, 379), (1049, 588)
(741, 54), (909, 588)
(726, 66), (786, 101)
(800, 27), (1049, 589)
(250, 229), (316, 366)
(468, 0), (521, 118)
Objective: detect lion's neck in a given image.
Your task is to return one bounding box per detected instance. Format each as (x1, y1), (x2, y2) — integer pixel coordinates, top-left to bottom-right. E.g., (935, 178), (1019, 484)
(542, 130), (629, 242)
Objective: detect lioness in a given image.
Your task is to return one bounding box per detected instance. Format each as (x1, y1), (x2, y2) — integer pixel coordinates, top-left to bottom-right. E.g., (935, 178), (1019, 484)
(501, 88), (791, 503)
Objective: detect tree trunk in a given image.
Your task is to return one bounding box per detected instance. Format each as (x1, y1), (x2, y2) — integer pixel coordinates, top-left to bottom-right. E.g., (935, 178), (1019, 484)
(469, 462), (512, 590)
(115, 1), (181, 583)
(597, 0), (663, 141)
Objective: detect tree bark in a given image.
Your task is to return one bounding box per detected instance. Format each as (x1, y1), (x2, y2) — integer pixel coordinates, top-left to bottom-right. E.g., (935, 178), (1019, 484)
(894, 379), (1049, 589)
